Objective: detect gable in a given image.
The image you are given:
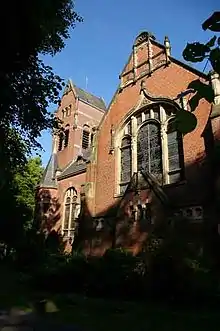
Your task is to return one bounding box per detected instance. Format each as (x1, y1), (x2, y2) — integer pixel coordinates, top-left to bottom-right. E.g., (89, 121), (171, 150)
(120, 33), (207, 89)
(94, 32), (211, 216)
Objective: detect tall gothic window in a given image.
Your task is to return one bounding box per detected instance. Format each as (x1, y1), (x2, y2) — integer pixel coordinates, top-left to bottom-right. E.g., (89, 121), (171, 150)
(62, 187), (80, 238)
(137, 122), (162, 182)
(118, 103), (184, 194)
(120, 135), (132, 194)
(167, 120), (184, 184)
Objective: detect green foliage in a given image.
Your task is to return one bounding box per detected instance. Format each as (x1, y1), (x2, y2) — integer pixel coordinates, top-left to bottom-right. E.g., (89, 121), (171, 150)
(202, 12), (220, 32)
(0, 0), (81, 253)
(0, 0), (82, 184)
(30, 232), (217, 303)
(183, 12), (220, 72)
(183, 42), (209, 63)
(0, 156), (44, 255)
(32, 249), (147, 300)
(175, 110), (197, 135)
(15, 157), (44, 216)
(180, 12), (220, 135)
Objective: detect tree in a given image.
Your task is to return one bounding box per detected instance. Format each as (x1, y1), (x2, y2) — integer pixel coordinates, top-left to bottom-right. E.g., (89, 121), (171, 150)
(0, 156), (44, 255)
(178, 12), (220, 134)
(15, 157), (44, 224)
(0, 0), (82, 183)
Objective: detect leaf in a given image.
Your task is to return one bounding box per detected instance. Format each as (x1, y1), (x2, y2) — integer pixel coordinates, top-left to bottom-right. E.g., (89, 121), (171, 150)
(210, 48), (220, 74)
(206, 36), (217, 48)
(202, 12), (220, 32)
(188, 94), (200, 112)
(188, 79), (214, 107)
(175, 110), (197, 135)
(182, 42), (209, 63)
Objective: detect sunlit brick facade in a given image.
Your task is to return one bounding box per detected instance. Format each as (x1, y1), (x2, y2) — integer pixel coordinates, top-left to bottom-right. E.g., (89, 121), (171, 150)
(37, 32), (220, 255)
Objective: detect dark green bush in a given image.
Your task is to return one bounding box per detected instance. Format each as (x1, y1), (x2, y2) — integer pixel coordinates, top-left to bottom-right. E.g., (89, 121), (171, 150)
(31, 248), (147, 299)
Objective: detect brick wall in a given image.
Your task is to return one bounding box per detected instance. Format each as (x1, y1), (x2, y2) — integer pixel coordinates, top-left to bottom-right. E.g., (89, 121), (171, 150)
(93, 38), (211, 216)
(55, 90), (104, 170)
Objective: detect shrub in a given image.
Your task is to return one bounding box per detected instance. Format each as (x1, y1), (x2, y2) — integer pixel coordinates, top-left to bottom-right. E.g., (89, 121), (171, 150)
(31, 248), (147, 300)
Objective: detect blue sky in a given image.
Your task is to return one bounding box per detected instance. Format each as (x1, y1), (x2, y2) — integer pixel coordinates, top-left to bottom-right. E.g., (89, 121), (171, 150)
(38, 0), (218, 166)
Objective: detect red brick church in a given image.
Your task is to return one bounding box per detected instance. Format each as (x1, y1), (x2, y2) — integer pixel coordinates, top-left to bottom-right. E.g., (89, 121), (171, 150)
(37, 32), (220, 255)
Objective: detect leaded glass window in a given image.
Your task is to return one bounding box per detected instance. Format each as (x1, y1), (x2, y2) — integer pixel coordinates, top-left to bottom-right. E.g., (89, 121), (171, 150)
(120, 136), (131, 194)
(137, 122), (162, 182)
(62, 188), (80, 239)
(118, 103), (184, 194)
(167, 120), (184, 184)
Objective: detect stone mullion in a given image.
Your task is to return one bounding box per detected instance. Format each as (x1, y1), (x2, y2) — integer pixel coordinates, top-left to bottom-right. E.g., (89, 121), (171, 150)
(68, 198), (73, 237)
(160, 105), (169, 184)
(131, 116), (137, 174)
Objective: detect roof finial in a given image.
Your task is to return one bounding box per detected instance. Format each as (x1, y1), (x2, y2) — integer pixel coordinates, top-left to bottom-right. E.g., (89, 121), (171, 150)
(134, 31), (156, 46)
(164, 36), (171, 65)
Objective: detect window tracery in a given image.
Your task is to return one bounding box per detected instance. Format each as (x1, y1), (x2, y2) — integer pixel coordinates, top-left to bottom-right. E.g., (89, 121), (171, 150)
(62, 187), (80, 239)
(119, 103), (184, 194)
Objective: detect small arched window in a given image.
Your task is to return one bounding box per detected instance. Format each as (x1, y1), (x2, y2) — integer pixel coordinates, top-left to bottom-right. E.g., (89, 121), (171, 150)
(62, 187), (80, 238)
(120, 135), (132, 194)
(58, 131), (64, 151)
(137, 122), (162, 182)
(64, 125), (70, 148)
(66, 105), (72, 116)
(167, 120), (184, 184)
(82, 125), (90, 150)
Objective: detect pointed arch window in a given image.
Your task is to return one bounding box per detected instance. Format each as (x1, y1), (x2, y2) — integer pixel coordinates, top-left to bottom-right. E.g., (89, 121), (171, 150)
(120, 135), (132, 194)
(167, 120), (184, 184)
(58, 131), (64, 151)
(118, 103), (185, 195)
(137, 122), (162, 182)
(82, 125), (90, 150)
(62, 188), (80, 238)
(64, 125), (70, 148)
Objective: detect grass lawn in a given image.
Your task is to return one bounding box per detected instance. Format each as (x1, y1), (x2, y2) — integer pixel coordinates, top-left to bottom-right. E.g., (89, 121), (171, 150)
(0, 268), (220, 331)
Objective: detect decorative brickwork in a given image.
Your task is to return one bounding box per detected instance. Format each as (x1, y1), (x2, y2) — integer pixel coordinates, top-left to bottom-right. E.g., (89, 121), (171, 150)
(37, 32), (220, 255)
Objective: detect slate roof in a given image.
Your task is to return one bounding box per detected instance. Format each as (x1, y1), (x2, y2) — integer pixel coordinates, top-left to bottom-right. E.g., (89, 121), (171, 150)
(73, 84), (106, 111)
(62, 79), (106, 111)
(40, 153), (59, 188)
(57, 159), (87, 180)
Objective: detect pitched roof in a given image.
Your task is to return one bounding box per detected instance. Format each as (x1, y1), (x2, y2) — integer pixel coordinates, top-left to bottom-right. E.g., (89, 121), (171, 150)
(57, 158), (87, 180)
(73, 84), (106, 111)
(63, 79), (106, 111)
(39, 153), (59, 188)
